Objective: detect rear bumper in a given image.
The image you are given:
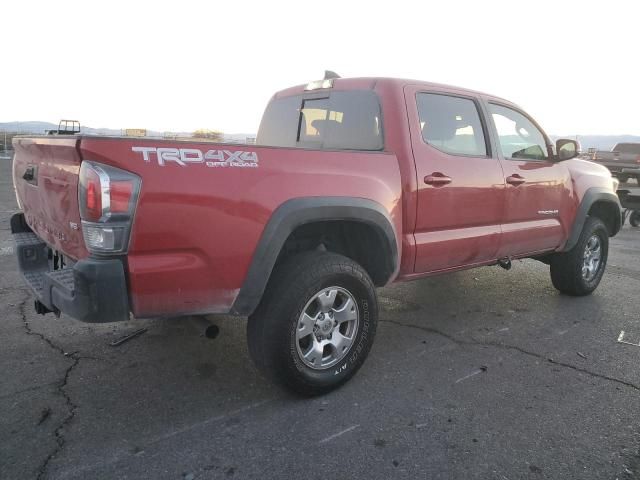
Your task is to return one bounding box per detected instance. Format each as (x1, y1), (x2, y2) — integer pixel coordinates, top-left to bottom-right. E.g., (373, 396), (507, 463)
(11, 213), (130, 323)
(621, 167), (640, 175)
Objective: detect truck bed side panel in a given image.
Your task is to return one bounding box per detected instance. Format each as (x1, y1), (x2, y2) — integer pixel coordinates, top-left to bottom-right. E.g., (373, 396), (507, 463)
(78, 138), (403, 318)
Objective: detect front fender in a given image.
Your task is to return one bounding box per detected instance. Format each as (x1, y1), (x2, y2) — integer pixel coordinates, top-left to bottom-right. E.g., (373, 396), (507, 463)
(561, 187), (622, 252)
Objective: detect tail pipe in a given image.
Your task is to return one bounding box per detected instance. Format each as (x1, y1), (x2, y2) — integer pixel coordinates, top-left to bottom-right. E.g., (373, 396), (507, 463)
(34, 299), (59, 317)
(190, 315), (220, 339)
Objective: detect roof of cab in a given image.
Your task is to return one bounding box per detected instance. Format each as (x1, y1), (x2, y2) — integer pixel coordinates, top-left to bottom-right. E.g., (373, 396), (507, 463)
(273, 77), (513, 105)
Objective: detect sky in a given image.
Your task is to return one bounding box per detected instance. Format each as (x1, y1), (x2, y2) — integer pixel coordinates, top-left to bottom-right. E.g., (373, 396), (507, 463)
(1, 0), (638, 135)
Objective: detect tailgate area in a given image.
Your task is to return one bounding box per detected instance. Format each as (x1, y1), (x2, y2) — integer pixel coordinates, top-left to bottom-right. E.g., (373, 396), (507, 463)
(12, 136), (88, 260)
(11, 213), (130, 323)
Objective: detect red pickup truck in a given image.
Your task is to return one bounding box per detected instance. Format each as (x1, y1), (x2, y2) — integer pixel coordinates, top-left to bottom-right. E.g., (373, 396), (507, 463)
(11, 76), (622, 395)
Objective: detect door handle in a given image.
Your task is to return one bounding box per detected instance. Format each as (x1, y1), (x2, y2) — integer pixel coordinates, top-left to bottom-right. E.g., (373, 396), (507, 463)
(424, 173), (452, 186)
(506, 174), (525, 186)
(23, 166), (35, 181)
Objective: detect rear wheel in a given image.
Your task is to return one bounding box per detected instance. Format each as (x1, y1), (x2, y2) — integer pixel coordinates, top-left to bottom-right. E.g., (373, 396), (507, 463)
(550, 216), (609, 296)
(630, 211), (640, 227)
(618, 174), (629, 184)
(247, 251), (377, 396)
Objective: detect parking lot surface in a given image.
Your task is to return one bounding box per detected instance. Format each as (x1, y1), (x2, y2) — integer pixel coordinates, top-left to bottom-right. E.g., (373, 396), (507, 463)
(1, 158), (639, 479)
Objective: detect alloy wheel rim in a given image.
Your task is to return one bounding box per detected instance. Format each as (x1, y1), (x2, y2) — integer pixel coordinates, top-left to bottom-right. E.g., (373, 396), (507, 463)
(582, 234), (602, 281)
(295, 287), (359, 370)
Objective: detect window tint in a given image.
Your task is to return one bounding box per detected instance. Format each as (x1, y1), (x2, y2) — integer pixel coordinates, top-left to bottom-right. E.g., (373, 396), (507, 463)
(256, 90), (383, 151)
(416, 93), (487, 156)
(489, 104), (548, 160)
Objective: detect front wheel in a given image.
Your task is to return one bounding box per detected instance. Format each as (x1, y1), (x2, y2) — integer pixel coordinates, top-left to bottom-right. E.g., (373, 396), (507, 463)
(247, 252), (378, 396)
(550, 216), (609, 296)
(630, 211), (640, 228)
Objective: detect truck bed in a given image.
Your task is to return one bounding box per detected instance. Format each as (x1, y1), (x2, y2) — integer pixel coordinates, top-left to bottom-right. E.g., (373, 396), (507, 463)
(12, 134), (402, 317)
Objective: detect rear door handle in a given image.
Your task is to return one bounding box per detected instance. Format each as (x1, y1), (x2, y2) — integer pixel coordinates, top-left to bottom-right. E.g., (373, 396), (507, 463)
(506, 174), (525, 186)
(424, 173), (452, 186)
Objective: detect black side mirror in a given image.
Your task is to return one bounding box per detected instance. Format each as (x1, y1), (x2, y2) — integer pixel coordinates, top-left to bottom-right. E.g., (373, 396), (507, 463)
(556, 139), (579, 161)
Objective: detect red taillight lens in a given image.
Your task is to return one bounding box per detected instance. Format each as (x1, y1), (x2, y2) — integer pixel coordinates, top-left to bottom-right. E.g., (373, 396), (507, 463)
(78, 161), (141, 255)
(636, 155), (640, 164)
(110, 181), (134, 213)
(82, 165), (103, 222)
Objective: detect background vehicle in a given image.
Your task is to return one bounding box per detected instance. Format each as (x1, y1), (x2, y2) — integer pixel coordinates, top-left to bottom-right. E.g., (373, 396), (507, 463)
(11, 76), (621, 395)
(590, 142), (640, 183)
(618, 190), (640, 227)
(45, 119), (81, 135)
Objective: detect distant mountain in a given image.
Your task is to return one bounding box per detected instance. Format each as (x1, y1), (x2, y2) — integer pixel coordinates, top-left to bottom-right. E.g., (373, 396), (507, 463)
(0, 120), (132, 136)
(0, 121), (59, 134)
(0, 121), (169, 137)
(0, 121), (256, 144)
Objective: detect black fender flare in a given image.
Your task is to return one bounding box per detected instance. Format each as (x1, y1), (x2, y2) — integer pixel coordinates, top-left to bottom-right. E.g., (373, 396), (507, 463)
(231, 197), (398, 316)
(561, 187), (622, 252)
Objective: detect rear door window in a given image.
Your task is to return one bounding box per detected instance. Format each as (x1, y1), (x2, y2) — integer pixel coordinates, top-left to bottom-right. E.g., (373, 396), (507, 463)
(257, 90), (383, 151)
(416, 93), (488, 157)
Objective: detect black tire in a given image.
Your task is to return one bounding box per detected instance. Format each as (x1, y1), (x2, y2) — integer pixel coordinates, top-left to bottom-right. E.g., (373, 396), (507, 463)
(636, 176), (640, 186)
(550, 216), (609, 296)
(618, 175), (629, 184)
(630, 211), (640, 228)
(247, 251), (378, 396)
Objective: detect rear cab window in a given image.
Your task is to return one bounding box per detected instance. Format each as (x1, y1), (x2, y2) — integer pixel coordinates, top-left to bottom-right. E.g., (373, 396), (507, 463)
(257, 90), (383, 151)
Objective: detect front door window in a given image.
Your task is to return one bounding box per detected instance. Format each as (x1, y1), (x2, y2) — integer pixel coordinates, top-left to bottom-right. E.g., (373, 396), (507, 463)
(489, 104), (549, 161)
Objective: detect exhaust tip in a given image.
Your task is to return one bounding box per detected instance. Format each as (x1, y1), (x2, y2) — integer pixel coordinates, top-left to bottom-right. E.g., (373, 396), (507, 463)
(204, 324), (220, 339)
(34, 300), (52, 315)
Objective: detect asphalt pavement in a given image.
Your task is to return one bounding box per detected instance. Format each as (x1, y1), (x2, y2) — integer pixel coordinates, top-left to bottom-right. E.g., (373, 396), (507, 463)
(1, 158), (639, 480)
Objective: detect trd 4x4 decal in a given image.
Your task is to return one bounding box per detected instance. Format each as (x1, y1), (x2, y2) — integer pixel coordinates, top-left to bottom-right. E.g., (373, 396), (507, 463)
(131, 147), (259, 168)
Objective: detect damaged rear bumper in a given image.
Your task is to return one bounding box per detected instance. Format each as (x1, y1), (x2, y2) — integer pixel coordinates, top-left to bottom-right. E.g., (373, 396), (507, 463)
(11, 213), (130, 323)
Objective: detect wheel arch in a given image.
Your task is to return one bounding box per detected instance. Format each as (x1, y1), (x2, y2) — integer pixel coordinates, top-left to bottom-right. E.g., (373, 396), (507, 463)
(231, 197), (398, 316)
(561, 187), (622, 252)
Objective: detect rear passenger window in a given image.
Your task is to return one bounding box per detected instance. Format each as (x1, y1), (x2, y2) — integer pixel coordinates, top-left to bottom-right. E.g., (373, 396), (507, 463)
(257, 90), (383, 151)
(416, 93), (487, 156)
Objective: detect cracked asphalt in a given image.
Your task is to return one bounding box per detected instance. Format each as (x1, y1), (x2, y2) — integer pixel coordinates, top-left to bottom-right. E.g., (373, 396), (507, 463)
(1, 157), (639, 480)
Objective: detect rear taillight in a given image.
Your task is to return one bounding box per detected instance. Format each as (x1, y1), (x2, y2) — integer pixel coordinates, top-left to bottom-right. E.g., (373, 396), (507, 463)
(636, 155), (640, 164)
(110, 181), (134, 213)
(82, 165), (103, 222)
(78, 161), (141, 255)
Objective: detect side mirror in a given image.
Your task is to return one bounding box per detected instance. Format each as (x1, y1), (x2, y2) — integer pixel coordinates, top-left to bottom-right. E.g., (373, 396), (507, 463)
(556, 139), (579, 161)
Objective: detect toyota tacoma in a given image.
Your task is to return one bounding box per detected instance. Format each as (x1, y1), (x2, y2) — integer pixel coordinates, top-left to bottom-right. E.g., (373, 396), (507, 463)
(11, 75), (622, 395)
